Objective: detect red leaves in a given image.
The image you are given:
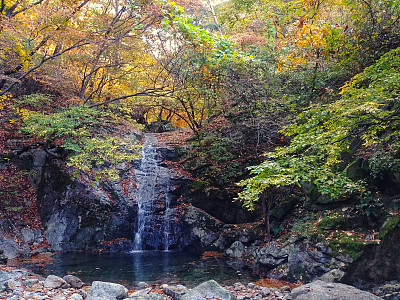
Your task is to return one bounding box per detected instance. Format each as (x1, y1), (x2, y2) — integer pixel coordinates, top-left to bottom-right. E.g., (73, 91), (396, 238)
(0, 164), (50, 250)
(255, 278), (301, 290)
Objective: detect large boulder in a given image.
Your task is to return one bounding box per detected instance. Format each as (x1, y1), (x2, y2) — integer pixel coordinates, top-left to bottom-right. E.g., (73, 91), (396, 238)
(63, 274), (84, 288)
(180, 280), (235, 300)
(43, 275), (70, 289)
(86, 281), (128, 300)
(283, 280), (382, 300)
(181, 206), (224, 251)
(246, 241), (352, 282)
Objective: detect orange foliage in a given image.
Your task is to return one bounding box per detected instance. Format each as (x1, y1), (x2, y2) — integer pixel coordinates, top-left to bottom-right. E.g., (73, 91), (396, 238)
(254, 278), (301, 290)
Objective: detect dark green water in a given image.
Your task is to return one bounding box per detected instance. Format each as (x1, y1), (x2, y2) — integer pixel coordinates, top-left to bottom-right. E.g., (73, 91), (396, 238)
(18, 251), (257, 288)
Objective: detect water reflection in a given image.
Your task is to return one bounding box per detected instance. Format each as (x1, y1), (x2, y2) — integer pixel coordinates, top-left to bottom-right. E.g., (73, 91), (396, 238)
(12, 251), (256, 288)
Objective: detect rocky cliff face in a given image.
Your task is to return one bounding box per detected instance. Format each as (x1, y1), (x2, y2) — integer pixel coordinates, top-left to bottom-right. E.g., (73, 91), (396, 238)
(0, 133), (200, 254)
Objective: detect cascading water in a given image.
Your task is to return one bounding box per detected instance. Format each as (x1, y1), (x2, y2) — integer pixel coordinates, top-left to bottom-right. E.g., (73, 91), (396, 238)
(133, 134), (174, 251)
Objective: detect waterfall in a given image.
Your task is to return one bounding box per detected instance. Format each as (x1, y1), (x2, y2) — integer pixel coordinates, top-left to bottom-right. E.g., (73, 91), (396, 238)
(133, 134), (173, 251)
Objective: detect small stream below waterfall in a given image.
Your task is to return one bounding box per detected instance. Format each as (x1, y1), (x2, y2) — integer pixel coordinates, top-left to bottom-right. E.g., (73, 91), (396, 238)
(10, 251), (258, 288)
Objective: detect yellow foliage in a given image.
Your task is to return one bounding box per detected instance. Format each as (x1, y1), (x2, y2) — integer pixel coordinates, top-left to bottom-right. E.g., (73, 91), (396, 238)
(0, 94), (12, 110)
(18, 108), (34, 121)
(278, 22), (328, 71)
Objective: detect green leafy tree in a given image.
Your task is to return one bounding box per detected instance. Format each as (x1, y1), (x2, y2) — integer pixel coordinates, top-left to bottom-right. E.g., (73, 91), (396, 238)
(239, 47), (400, 210)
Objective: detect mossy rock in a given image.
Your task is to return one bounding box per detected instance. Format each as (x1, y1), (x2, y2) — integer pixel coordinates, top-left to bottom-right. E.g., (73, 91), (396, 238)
(189, 180), (210, 191)
(318, 215), (344, 230)
(377, 215), (400, 240)
(329, 237), (365, 260)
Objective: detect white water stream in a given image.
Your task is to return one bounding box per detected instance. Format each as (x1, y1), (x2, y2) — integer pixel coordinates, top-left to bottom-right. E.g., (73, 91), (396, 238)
(133, 134), (173, 251)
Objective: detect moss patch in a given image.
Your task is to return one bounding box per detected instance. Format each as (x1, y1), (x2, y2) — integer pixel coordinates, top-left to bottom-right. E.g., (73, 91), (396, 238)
(318, 215), (343, 230)
(377, 215), (400, 240)
(328, 233), (368, 260)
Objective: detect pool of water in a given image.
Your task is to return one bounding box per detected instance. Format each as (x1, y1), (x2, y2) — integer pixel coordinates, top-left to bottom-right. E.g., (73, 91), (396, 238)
(11, 251), (258, 288)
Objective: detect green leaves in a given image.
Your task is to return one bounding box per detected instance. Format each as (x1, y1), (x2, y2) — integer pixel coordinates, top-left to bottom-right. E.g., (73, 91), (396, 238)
(20, 105), (141, 180)
(20, 105), (103, 140)
(239, 47), (400, 209)
(67, 136), (141, 181)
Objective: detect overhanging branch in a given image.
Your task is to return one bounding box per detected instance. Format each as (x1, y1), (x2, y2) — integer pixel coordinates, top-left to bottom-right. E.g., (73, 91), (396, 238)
(88, 89), (174, 108)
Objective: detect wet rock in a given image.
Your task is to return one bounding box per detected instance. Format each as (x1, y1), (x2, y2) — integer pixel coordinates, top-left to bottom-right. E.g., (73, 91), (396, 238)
(63, 275), (84, 288)
(180, 280), (235, 300)
(283, 280), (383, 300)
(162, 284), (188, 299)
(226, 241), (245, 258)
(87, 281), (128, 300)
(44, 275), (70, 289)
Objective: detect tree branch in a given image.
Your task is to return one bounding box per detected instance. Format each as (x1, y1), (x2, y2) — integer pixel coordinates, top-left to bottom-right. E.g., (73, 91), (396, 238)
(0, 40), (90, 96)
(88, 89), (174, 108)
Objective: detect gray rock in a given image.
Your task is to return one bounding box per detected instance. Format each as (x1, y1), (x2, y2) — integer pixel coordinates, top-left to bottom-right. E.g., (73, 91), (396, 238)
(261, 287), (271, 296)
(280, 286), (291, 293)
(162, 284), (188, 299)
(130, 287), (152, 296)
(44, 275), (69, 289)
(77, 289), (88, 298)
(233, 282), (245, 291)
(0, 220), (31, 259)
(125, 293), (165, 300)
(183, 206), (223, 249)
(23, 278), (40, 286)
(69, 294), (84, 300)
(226, 241), (245, 258)
(283, 280), (383, 300)
(257, 243), (289, 268)
(0, 269), (30, 291)
(52, 295), (67, 300)
(137, 282), (149, 289)
(247, 283), (259, 290)
(87, 281), (128, 300)
(63, 275), (84, 288)
(21, 228), (43, 244)
(180, 280), (235, 300)
(319, 269), (345, 283)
